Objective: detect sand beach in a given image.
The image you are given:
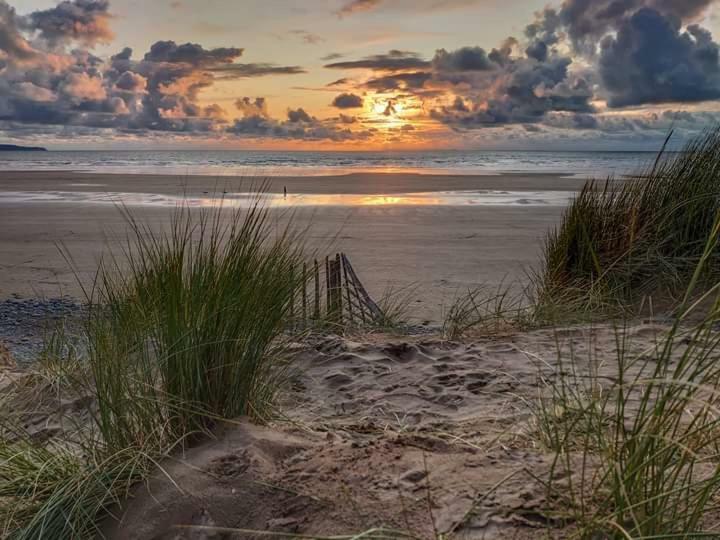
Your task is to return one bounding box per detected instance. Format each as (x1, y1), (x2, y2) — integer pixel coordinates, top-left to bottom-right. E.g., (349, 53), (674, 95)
(0, 170), (585, 323)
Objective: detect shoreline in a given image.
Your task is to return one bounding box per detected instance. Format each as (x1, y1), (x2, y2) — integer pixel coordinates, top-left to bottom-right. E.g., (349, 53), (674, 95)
(0, 170), (597, 195)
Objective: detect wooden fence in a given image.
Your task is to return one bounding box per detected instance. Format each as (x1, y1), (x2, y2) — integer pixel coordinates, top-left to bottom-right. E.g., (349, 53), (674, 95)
(291, 253), (384, 328)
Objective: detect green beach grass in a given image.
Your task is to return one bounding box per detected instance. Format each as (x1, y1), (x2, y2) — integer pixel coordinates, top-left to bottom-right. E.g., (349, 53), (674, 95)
(0, 195), (307, 538)
(535, 129), (720, 321)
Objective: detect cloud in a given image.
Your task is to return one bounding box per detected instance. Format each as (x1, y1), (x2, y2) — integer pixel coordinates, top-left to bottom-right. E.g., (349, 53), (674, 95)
(235, 97), (268, 117)
(0, 4), (317, 139)
(290, 30), (324, 45)
(3, 0), (720, 145)
(340, 39), (593, 130)
(336, 0), (485, 17)
(60, 72), (107, 103)
(331, 93), (364, 108)
(13, 82), (57, 102)
(287, 107), (312, 123)
(20, 0), (114, 48)
(336, 0), (381, 17)
(432, 47), (496, 71)
(326, 77), (352, 87)
(143, 40), (242, 65)
(0, 1), (41, 60)
(425, 0), (720, 129)
(364, 72), (432, 91)
(556, 0), (715, 53)
(430, 48), (595, 128)
(115, 71), (147, 92)
(599, 8), (720, 106)
(211, 63), (306, 78)
(325, 50), (430, 71)
(229, 101), (372, 141)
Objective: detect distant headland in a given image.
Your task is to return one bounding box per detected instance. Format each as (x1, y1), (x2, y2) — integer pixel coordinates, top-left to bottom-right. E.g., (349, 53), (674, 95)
(0, 144), (47, 152)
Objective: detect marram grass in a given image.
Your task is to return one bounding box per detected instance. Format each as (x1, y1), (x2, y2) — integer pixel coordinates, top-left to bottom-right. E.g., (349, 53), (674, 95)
(536, 215), (720, 538)
(84, 197), (307, 450)
(0, 193), (308, 538)
(536, 128), (720, 319)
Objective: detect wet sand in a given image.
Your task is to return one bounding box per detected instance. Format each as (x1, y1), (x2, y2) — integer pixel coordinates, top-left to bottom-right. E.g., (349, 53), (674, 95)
(0, 170), (589, 322)
(0, 170), (586, 194)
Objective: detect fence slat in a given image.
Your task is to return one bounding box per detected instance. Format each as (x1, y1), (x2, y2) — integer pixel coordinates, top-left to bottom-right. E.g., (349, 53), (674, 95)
(300, 253), (383, 328)
(342, 255), (354, 326)
(314, 259), (320, 320)
(342, 253), (383, 321)
(302, 262), (307, 328)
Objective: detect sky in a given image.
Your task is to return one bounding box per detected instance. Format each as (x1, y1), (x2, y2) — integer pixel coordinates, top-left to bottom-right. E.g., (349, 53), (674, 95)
(2, 0), (720, 150)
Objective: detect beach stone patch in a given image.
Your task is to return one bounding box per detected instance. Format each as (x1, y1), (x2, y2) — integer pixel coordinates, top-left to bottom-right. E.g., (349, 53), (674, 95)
(0, 295), (84, 364)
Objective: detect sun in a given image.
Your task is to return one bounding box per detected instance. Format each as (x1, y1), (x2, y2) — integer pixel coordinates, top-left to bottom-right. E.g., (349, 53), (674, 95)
(371, 99), (405, 116)
(368, 96), (412, 128)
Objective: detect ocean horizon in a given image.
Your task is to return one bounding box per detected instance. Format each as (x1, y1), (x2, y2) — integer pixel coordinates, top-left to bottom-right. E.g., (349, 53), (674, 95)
(0, 149), (658, 178)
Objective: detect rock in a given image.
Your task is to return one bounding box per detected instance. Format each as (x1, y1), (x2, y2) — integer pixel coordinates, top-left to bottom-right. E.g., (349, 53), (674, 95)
(401, 469), (428, 484)
(0, 342), (15, 369)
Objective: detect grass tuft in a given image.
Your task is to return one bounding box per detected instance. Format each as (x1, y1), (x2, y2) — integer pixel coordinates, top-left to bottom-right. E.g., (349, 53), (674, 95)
(82, 197), (307, 450)
(536, 214), (720, 537)
(0, 193), (309, 538)
(536, 128), (720, 318)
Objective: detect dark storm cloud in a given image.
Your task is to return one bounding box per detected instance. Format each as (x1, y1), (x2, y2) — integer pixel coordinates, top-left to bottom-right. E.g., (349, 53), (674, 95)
(430, 51), (594, 128)
(599, 8), (720, 106)
(556, 0), (715, 52)
(115, 70), (146, 92)
(287, 107), (312, 123)
(143, 40), (242, 65)
(20, 0), (113, 47)
(423, 0), (720, 129)
(331, 93), (364, 108)
(516, 0), (720, 109)
(432, 47), (496, 71)
(325, 50), (430, 71)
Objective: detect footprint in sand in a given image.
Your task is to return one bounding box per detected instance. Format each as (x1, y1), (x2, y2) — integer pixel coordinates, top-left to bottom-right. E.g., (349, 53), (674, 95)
(323, 371), (354, 388)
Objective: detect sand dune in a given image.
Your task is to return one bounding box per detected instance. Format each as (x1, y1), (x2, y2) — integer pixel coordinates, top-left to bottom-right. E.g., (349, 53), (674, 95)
(91, 322), (670, 539)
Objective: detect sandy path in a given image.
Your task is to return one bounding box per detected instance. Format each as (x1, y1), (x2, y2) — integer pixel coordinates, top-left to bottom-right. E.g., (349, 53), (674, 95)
(96, 322), (673, 539)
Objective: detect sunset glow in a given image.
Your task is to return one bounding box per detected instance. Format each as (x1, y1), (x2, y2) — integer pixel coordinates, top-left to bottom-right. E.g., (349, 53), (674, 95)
(1, 1), (720, 150)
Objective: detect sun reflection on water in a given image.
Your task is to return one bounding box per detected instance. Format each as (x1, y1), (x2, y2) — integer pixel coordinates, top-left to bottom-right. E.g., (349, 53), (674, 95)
(0, 190), (575, 208)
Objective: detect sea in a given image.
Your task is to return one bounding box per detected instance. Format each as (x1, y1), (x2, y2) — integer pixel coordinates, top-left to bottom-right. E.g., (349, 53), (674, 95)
(0, 149), (657, 178)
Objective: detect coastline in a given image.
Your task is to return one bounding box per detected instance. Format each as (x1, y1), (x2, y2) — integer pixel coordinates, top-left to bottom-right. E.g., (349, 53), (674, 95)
(0, 170), (593, 195)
